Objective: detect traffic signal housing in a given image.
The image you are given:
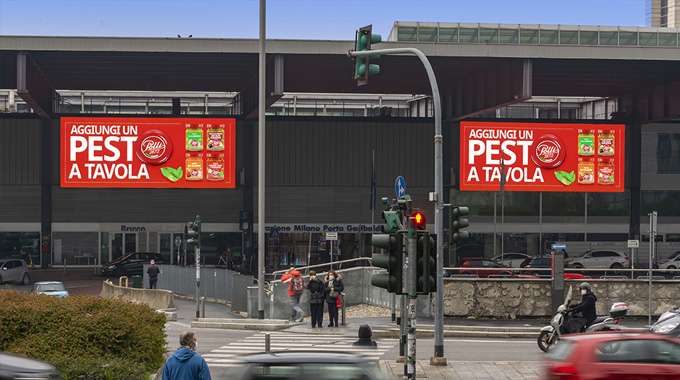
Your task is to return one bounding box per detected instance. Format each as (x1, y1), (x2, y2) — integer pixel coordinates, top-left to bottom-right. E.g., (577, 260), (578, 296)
(411, 210), (426, 230)
(417, 232), (436, 294)
(450, 206), (470, 242)
(186, 214), (202, 248)
(371, 232), (404, 294)
(353, 25), (381, 86)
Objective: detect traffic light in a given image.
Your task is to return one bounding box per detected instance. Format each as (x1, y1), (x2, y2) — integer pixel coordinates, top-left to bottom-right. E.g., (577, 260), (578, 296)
(417, 232), (436, 294)
(371, 231), (404, 294)
(353, 25), (381, 86)
(186, 214), (202, 248)
(450, 206), (470, 242)
(411, 210), (426, 230)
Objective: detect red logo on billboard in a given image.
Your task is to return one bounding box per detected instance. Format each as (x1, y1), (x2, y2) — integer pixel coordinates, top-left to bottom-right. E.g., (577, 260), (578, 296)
(532, 135), (565, 169)
(136, 129), (173, 165)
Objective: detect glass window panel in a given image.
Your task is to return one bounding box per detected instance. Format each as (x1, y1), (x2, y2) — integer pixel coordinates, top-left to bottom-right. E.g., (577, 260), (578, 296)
(640, 32), (658, 46)
(418, 27), (437, 42)
(559, 30), (578, 44)
(438, 27), (458, 42)
(659, 32), (678, 47)
(642, 191), (680, 216)
(619, 31), (638, 45)
(0, 232), (40, 266)
(201, 232), (243, 266)
(539, 29), (558, 44)
(479, 28), (499, 43)
(397, 26), (418, 41)
(451, 191), (494, 216)
(600, 31), (619, 45)
(52, 232), (99, 266)
(579, 31), (598, 45)
(499, 29), (519, 44)
(520, 29), (539, 44)
(504, 192), (539, 221)
(459, 28), (479, 43)
(588, 192), (630, 217)
(543, 192), (585, 222)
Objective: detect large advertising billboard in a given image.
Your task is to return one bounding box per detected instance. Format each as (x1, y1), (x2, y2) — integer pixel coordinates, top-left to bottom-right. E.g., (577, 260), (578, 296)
(60, 117), (236, 188)
(459, 121), (625, 192)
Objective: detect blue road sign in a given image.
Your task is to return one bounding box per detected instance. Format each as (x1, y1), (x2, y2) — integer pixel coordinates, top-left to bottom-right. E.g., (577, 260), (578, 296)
(551, 243), (567, 252)
(394, 176), (407, 199)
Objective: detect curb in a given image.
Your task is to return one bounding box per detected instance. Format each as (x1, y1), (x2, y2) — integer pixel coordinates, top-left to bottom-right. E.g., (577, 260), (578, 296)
(191, 318), (304, 331)
(372, 328), (539, 339)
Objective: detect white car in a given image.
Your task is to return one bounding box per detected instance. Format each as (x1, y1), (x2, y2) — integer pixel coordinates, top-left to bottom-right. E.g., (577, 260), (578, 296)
(659, 252), (680, 270)
(492, 253), (530, 268)
(567, 250), (629, 269)
(0, 259), (31, 285)
(32, 281), (69, 297)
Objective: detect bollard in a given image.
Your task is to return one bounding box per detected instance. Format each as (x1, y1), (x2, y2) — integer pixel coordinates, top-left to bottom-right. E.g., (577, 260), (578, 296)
(201, 296), (206, 318)
(264, 333), (271, 353)
(119, 276), (128, 288)
(341, 293), (346, 326)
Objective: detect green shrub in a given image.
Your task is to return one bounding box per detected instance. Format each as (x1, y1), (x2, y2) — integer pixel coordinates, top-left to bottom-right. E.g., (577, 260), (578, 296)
(0, 291), (166, 380)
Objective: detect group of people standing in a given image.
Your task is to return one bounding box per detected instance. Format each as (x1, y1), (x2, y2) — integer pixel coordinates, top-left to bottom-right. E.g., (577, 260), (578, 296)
(281, 267), (345, 328)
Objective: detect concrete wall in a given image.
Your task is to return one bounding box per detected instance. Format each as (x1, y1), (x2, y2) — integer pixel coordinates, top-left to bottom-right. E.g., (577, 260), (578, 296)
(443, 278), (680, 318)
(100, 280), (175, 310)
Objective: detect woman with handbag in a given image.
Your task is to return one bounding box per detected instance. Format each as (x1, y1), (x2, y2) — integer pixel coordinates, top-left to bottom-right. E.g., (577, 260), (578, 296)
(324, 271), (344, 327)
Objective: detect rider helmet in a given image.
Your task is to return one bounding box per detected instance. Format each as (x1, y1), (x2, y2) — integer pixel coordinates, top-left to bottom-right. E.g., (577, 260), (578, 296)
(578, 282), (592, 291)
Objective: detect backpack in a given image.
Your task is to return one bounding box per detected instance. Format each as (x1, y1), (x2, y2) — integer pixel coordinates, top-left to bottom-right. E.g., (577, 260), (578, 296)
(292, 276), (304, 294)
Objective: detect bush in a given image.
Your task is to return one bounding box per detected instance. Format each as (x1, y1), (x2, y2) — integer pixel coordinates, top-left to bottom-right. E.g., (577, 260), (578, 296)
(0, 291), (166, 380)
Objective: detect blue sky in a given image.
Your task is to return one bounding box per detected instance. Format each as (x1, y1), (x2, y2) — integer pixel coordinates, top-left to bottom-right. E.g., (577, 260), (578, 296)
(0, 0), (646, 39)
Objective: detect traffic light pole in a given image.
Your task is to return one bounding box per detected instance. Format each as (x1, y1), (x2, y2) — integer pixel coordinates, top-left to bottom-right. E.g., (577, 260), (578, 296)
(257, 0), (266, 320)
(349, 47), (446, 364)
(406, 223), (418, 379)
(195, 245), (201, 319)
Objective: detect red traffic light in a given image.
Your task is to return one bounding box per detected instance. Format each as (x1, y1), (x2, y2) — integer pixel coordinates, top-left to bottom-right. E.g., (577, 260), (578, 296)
(411, 211), (426, 230)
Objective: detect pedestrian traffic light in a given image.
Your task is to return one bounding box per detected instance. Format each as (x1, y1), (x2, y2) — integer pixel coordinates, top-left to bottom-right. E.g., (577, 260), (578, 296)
(186, 214), (202, 248)
(383, 209), (402, 233)
(411, 210), (426, 230)
(371, 232), (404, 294)
(353, 25), (381, 86)
(417, 232), (436, 294)
(450, 206), (470, 242)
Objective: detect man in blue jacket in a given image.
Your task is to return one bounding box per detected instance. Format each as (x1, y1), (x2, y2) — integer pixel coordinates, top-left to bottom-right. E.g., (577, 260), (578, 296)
(162, 332), (212, 380)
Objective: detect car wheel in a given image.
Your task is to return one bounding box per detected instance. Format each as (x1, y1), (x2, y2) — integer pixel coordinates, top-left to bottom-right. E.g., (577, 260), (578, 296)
(572, 263), (584, 269)
(610, 263), (623, 269)
(21, 273), (31, 285)
(668, 266), (677, 270)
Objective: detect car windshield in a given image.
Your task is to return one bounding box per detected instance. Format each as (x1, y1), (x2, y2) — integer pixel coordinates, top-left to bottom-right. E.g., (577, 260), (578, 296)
(36, 284), (65, 292)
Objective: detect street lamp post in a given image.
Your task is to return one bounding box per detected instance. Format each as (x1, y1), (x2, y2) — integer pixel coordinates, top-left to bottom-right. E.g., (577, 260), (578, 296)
(257, 0), (266, 320)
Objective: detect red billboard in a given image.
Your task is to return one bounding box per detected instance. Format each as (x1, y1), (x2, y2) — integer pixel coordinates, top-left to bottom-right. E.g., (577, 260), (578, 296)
(459, 121), (625, 192)
(60, 117), (236, 188)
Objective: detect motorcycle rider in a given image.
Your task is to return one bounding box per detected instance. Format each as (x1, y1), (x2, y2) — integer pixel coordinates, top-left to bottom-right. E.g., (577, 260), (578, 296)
(569, 282), (598, 332)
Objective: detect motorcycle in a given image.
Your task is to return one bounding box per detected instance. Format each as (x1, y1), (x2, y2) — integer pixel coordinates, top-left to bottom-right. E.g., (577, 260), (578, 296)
(650, 306), (680, 336)
(537, 287), (630, 352)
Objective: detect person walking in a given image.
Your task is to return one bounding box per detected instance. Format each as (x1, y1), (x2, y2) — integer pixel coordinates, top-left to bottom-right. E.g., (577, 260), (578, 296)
(307, 271), (325, 328)
(281, 266), (305, 322)
(162, 332), (212, 380)
(147, 259), (160, 289)
(324, 271), (344, 327)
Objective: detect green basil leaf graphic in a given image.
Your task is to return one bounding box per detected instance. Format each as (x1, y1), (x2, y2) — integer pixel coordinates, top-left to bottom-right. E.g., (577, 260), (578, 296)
(161, 167), (181, 183)
(554, 170), (574, 186)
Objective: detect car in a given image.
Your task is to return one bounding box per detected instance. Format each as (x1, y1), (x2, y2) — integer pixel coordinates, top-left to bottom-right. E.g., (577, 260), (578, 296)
(492, 253), (531, 268)
(543, 333), (680, 379)
(100, 252), (162, 277)
(458, 258), (513, 278)
(519, 256), (587, 279)
(0, 259), (30, 285)
(229, 351), (391, 380)
(32, 281), (69, 298)
(0, 352), (61, 379)
(660, 251), (680, 270)
(567, 250), (629, 269)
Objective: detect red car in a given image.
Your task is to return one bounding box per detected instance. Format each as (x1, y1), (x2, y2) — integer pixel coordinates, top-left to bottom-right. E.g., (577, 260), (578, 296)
(544, 333), (680, 379)
(459, 258), (513, 278)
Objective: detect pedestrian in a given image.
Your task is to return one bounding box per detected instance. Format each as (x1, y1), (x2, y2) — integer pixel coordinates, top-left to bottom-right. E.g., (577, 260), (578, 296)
(324, 271), (344, 327)
(281, 266), (305, 322)
(162, 331), (211, 380)
(147, 259), (160, 289)
(307, 270), (325, 328)
(352, 324), (378, 347)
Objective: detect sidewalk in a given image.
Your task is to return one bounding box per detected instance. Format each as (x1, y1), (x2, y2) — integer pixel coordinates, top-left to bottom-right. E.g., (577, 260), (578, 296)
(380, 360), (542, 380)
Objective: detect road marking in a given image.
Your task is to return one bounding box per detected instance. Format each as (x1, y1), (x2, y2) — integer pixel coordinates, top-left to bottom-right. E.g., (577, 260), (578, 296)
(167, 321), (192, 328)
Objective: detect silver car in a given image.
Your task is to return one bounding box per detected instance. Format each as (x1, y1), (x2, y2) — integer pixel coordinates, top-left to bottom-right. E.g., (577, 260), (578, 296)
(567, 250), (629, 269)
(32, 281), (69, 298)
(0, 259), (31, 285)
(659, 252), (680, 270)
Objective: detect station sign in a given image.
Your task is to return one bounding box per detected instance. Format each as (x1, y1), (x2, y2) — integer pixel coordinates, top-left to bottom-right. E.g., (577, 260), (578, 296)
(459, 121), (625, 192)
(60, 117), (236, 188)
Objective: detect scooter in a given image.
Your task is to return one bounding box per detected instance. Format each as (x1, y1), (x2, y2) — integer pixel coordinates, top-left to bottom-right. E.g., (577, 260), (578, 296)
(650, 306), (680, 336)
(537, 287), (630, 352)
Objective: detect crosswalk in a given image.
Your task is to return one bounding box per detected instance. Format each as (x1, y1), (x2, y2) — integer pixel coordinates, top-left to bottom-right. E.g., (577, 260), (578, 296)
(203, 331), (397, 368)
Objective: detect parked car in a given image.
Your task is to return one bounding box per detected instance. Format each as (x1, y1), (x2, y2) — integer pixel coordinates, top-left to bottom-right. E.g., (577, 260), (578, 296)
(0, 352), (61, 380)
(492, 253), (531, 268)
(519, 256), (586, 279)
(100, 252), (162, 277)
(567, 250), (629, 269)
(660, 251), (680, 270)
(0, 259), (30, 285)
(458, 258), (513, 278)
(32, 281), (69, 298)
(543, 333), (680, 379)
(230, 351), (391, 380)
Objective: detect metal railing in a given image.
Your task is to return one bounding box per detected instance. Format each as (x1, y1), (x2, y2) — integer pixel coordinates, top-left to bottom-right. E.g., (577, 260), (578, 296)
(269, 257), (373, 276)
(442, 266), (680, 281)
